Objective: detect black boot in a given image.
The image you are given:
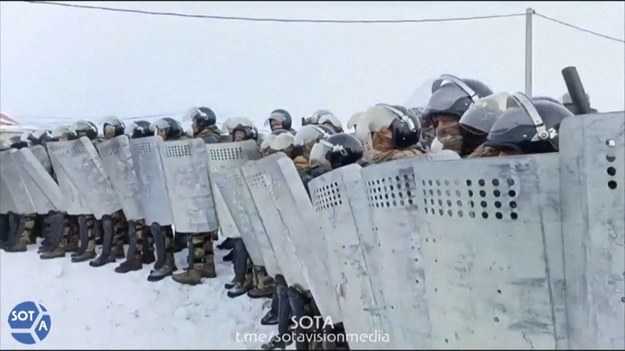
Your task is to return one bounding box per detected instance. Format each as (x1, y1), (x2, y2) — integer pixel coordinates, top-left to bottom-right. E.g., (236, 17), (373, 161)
(216, 237), (234, 250)
(71, 215), (89, 258)
(142, 230), (155, 264)
(172, 231), (186, 253)
(39, 212), (67, 260)
(223, 249), (234, 262)
(89, 215), (115, 267)
(147, 223), (174, 282)
(289, 286), (312, 350)
(260, 286), (280, 326)
(115, 220), (142, 273)
(261, 279), (293, 349)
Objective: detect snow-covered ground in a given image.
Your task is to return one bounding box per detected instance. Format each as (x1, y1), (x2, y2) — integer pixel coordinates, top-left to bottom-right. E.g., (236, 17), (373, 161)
(1, 239), (292, 349)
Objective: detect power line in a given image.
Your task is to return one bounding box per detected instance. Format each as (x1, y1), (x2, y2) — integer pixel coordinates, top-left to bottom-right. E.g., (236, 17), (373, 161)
(535, 12), (625, 44)
(25, 1), (525, 24)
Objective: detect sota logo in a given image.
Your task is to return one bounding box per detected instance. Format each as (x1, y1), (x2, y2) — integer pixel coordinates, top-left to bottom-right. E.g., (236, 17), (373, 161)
(7, 301), (52, 344)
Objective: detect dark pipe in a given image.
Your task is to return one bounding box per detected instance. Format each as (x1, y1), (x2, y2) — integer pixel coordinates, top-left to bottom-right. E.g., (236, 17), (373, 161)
(561, 66), (592, 115)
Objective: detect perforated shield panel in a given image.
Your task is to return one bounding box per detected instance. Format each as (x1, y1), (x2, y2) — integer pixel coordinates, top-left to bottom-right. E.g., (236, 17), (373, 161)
(96, 135), (143, 221)
(308, 164), (385, 348)
(129, 137), (172, 226)
(206, 140), (262, 239)
(0, 150), (35, 215)
(414, 154), (566, 349)
(559, 112), (625, 349)
(360, 157), (430, 349)
(241, 154), (310, 291)
(14, 148), (64, 214)
(159, 139), (218, 233)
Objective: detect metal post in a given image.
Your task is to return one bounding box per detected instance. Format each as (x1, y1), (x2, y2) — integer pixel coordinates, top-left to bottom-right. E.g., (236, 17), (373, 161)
(525, 8), (534, 97)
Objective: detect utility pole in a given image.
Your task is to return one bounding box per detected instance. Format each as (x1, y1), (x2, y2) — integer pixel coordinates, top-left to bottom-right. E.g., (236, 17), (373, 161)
(525, 8), (534, 97)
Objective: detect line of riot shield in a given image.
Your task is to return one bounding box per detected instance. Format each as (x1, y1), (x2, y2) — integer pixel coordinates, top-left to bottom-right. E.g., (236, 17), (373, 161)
(205, 140), (262, 239)
(413, 154), (567, 349)
(96, 135), (143, 221)
(359, 157), (430, 349)
(264, 154), (343, 323)
(29, 144), (53, 174)
(159, 138), (218, 233)
(129, 136), (173, 227)
(308, 164), (386, 349)
(14, 148), (64, 214)
(47, 138), (121, 218)
(559, 112), (624, 350)
(0, 150), (35, 215)
(241, 154), (310, 292)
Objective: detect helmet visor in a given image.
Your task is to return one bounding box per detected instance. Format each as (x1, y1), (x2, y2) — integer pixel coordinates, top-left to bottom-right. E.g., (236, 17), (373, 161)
(459, 92), (510, 135)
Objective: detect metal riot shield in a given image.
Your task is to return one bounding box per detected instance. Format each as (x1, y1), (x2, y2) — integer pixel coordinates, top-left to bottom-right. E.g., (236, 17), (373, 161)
(47, 138), (122, 218)
(129, 137), (172, 226)
(414, 154), (567, 349)
(205, 140), (262, 239)
(308, 164), (385, 349)
(234, 167), (280, 276)
(265, 155), (342, 322)
(47, 141), (91, 215)
(360, 157), (429, 349)
(241, 154), (309, 291)
(159, 138), (217, 233)
(29, 144), (52, 174)
(0, 150), (35, 215)
(96, 135), (143, 221)
(0, 151), (19, 214)
(213, 168), (265, 265)
(13, 148), (64, 214)
(559, 112), (624, 350)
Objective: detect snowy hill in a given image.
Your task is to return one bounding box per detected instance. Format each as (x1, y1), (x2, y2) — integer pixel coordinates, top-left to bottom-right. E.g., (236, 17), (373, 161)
(0, 239), (292, 349)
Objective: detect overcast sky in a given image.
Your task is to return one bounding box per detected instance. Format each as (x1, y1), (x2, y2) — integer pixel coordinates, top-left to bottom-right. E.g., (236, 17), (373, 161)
(1, 1), (623, 130)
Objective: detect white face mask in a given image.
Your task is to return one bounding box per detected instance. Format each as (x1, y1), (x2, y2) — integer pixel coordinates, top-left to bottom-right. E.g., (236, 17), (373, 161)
(430, 136), (444, 152)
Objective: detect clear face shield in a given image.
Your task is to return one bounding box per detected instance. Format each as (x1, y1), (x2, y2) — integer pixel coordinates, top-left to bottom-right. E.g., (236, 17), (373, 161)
(222, 117), (254, 135)
(51, 126), (75, 141)
(309, 140), (333, 168)
(347, 112), (364, 132)
(293, 125), (330, 148)
(318, 113), (343, 131)
(264, 112), (288, 131)
(268, 132), (295, 152)
(154, 119), (171, 139)
(459, 92), (511, 135)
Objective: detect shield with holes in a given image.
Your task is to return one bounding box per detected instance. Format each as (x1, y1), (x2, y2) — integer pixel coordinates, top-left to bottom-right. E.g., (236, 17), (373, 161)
(12, 147), (64, 214)
(96, 135), (143, 221)
(559, 112), (624, 350)
(414, 154), (566, 349)
(241, 154), (310, 291)
(308, 164), (385, 349)
(129, 136), (173, 226)
(263, 154), (342, 322)
(29, 144), (52, 174)
(205, 140), (262, 239)
(359, 157), (430, 349)
(47, 137), (121, 218)
(0, 150), (33, 214)
(159, 138), (217, 233)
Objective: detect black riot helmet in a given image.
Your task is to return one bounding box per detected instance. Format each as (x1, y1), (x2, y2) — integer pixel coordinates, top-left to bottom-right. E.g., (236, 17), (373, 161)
(154, 117), (183, 141)
(9, 135), (29, 149)
(130, 120), (153, 139)
(485, 92), (573, 154)
(310, 133), (364, 170)
(265, 109), (292, 131)
(71, 120), (98, 140)
(424, 74), (493, 125)
(102, 116), (125, 139)
(190, 107), (217, 134)
(376, 104), (422, 149)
